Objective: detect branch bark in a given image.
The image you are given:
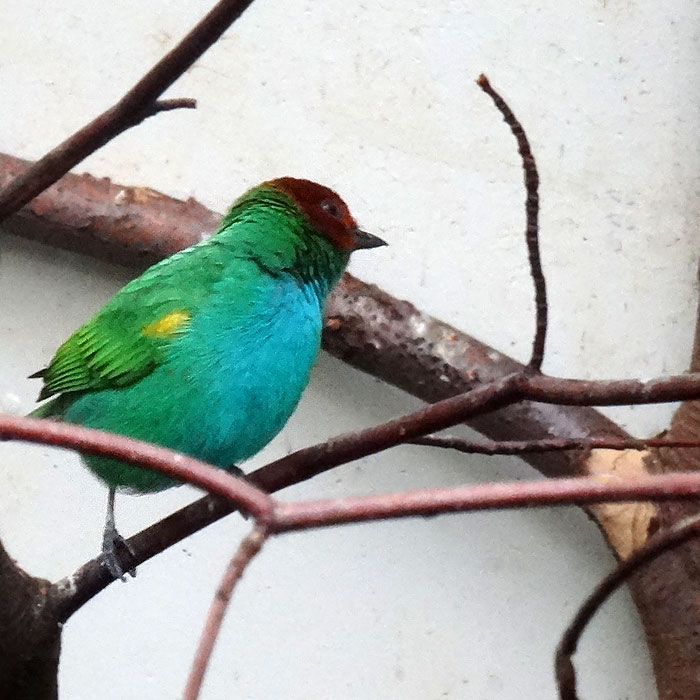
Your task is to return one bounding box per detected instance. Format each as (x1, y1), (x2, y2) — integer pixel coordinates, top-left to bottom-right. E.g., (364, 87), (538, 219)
(0, 540), (59, 700)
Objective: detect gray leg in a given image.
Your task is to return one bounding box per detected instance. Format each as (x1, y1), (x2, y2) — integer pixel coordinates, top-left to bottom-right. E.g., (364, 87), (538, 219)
(102, 487), (136, 580)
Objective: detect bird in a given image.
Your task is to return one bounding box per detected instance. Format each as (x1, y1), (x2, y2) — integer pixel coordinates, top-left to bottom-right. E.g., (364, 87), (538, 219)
(30, 177), (387, 577)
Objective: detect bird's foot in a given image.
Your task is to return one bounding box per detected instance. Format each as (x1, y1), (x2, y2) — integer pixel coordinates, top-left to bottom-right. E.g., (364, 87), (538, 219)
(102, 524), (137, 581)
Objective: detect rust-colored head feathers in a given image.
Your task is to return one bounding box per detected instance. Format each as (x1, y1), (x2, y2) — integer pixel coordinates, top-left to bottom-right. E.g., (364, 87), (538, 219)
(268, 177), (386, 252)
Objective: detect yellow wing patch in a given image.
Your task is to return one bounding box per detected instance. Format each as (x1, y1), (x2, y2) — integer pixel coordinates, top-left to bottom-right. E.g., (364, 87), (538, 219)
(142, 310), (191, 338)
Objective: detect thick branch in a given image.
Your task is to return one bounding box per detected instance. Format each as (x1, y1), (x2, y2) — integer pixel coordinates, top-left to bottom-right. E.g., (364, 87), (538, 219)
(0, 540), (59, 700)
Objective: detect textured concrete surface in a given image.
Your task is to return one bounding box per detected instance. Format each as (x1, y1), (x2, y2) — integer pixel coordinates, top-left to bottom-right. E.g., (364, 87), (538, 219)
(2, 1), (699, 697)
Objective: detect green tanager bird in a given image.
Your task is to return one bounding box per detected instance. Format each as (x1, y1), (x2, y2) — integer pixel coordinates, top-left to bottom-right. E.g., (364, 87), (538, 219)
(31, 177), (386, 576)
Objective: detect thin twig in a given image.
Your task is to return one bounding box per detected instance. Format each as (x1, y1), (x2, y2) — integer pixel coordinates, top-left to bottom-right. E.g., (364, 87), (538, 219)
(251, 372), (700, 485)
(256, 373), (521, 481)
(183, 526), (268, 700)
(411, 434), (700, 456)
(555, 513), (700, 700)
(0, 0), (257, 221)
(149, 97), (198, 114)
(261, 371), (700, 484)
(0, 414), (273, 522)
(268, 472), (700, 533)
(477, 74), (546, 372)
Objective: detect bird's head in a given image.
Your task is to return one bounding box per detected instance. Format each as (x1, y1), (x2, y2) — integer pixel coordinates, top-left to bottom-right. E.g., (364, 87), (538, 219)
(266, 177), (387, 253)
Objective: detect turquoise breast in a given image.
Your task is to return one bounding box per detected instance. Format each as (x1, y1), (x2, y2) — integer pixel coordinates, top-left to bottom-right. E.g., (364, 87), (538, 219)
(64, 267), (324, 492)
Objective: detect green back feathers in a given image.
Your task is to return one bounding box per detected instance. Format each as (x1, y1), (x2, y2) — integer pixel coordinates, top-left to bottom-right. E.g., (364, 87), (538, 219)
(33, 232), (237, 400)
(32, 183), (350, 403)
(33, 307), (192, 399)
(33, 251), (205, 400)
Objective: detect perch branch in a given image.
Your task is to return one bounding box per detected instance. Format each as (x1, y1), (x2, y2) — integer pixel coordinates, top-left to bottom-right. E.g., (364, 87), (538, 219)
(0, 0), (258, 221)
(5, 404), (700, 605)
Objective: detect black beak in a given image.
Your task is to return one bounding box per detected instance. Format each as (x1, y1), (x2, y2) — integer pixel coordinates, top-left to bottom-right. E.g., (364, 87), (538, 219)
(352, 229), (388, 250)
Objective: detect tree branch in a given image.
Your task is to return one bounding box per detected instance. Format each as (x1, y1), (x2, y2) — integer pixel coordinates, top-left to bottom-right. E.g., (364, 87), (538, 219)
(149, 98), (198, 115)
(411, 434), (700, 456)
(269, 472), (700, 533)
(0, 0), (257, 221)
(0, 3), (690, 692)
(39, 367), (700, 621)
(0, 539), (59, 700)
(0, 415), (273, 523)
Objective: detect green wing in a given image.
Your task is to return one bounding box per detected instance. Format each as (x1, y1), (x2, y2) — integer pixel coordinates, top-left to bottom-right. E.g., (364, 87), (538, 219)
(33, 302), (192, 400)
(32, 241), (227, 401)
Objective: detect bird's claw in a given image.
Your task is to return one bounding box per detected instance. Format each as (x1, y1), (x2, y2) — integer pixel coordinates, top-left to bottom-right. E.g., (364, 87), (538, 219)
(102, 525), (137, 581)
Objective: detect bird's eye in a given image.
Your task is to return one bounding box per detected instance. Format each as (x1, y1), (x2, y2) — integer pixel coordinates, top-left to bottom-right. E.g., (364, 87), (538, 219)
(321, 199), (342, 220)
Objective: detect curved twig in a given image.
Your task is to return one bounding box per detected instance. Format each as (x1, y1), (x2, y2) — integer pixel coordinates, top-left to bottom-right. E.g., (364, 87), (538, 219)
(477, 74), (546, 372)
(555, 513), (700, 700)
(0, 414), (273, 522)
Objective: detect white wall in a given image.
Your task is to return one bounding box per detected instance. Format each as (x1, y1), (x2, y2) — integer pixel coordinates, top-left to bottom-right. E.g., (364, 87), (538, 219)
(2, 1), (698, 697)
